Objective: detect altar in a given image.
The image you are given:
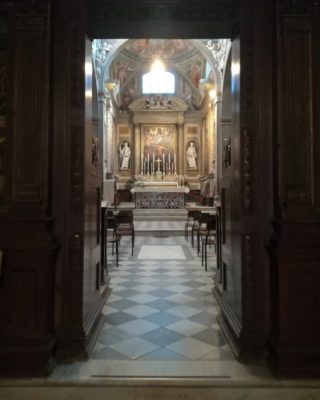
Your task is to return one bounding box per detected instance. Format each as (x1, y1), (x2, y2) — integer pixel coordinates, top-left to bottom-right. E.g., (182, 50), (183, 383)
(131, 181), (189, 209)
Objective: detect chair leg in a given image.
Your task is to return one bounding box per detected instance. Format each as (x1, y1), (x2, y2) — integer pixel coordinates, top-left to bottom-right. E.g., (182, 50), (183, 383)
(205, 242), (207, 271)
(132, 233), (134, 255)
(197, 232), (200, 254)
(116, 239), (119, 267)
(201, 240), (204, 266)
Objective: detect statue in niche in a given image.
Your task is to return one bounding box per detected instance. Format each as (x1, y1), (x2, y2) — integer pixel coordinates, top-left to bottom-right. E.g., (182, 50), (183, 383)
(119, 141), (131, 169)
(186, 141), (197, 168)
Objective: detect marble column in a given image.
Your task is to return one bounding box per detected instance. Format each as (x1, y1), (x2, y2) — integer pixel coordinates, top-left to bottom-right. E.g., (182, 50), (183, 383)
(134, 123), (141, 176)
(178, 123), (184, 176)
(97, 89), (108, 178)
(105, 94), (115, 175)
(214, 94), (222, 194)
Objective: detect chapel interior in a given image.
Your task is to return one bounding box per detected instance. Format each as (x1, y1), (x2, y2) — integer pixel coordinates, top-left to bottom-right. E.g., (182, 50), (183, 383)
(1, 1), (320, 399)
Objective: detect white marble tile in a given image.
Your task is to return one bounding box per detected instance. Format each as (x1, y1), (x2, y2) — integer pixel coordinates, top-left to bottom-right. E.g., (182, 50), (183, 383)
(165, 293), (196, 304)
(127, 293), (158, 304)
(167, 305), (201, 318)
(166, 284), (191, 292)
(138, 245), (186, 260)
(166, 319), (207, 336)
(166, 337), (216, 360)
(124, 305), (159, 318)
(130, 284), (158, 292)
(102, 305), (118, 315)
(118, 319), (159, 335)
(109, 337), (159, 359)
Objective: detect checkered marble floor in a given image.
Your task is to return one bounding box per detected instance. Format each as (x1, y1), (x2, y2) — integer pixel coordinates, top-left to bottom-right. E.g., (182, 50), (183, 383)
(92, 235), (234, 362)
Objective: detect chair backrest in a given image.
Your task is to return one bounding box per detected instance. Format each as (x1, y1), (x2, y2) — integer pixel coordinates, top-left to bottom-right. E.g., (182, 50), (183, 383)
(206, 218), (216, 231)
(106, 210), (115, 230)
(115, 212), (134, 229)
(187, 210), (200, 221)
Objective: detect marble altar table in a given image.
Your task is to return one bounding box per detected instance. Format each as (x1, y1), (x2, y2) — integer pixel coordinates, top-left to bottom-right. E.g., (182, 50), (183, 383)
(131, 184), (190, 209)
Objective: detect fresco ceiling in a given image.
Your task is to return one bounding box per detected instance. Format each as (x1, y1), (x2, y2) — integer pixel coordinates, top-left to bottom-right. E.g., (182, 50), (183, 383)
(109, 39), (213, 111)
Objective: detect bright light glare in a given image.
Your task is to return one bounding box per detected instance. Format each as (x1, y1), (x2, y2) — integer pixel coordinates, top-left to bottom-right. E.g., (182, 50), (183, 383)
(209, 89), (216, 99)
(231, 62), (240, 76)
(151, 59), (165, 73)
(85, 62), (92, 76)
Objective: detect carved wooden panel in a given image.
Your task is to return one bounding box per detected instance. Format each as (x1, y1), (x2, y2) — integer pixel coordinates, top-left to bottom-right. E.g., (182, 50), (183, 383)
(69, 233), (83, 323)
(289, 271), (317, 334)
(240, 9), (255, 215)
(0, 8), (9, 212)
(313, 6), (320, 214)
(13, 14), (48, 203)
(242, 234), (256, 326)
(280, 17), (313, 211)
(70, 127), (84, 213)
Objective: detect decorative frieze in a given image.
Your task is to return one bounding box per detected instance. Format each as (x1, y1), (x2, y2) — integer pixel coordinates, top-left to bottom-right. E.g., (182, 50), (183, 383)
(205, 39), (231, 80)
(92, 39), (113, 81)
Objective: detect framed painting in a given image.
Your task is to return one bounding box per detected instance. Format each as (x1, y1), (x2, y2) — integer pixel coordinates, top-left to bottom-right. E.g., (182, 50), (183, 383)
(141, 125), (176, 174)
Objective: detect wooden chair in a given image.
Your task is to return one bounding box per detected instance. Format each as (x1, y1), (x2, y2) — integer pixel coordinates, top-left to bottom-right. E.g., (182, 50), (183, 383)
(190, 211), (203, 248)
(192, 213), (211, 252)
(114, 210), (135, 255)
(105, 210), (119, 267)
(185, 210), (200, 241)
(201, 218), (217, 271)
(197, 214), (215, 255)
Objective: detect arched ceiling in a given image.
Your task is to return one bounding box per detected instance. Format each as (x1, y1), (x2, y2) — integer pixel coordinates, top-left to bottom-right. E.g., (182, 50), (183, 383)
(108, 39), (215, 111)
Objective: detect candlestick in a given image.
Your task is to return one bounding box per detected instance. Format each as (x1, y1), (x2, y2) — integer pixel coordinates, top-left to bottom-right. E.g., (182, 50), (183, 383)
(162, 153), (165, 171)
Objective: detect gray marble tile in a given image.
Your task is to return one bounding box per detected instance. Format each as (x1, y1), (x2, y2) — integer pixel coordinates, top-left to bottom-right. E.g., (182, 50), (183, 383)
(144, 311), (181, 326)
(192, 328), (227, 347)
(146, 298), (178, 310)
(147, 288), (176, 298)
(91, 346), (130, 360)
(108, 299), (139, 310)
(105, 311), (137, 326)
(142, 327), (184, 347)
(138, 347), (189, 361)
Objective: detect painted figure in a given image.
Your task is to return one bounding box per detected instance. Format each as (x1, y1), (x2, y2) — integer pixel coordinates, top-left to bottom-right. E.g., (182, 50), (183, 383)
(187, 141), (197, 168)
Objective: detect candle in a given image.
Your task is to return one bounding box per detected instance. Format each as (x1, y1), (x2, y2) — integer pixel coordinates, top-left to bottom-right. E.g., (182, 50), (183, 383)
(168, 153), (171, 167)
(141, 155), (144, 175)
(163, 153), (165, 171)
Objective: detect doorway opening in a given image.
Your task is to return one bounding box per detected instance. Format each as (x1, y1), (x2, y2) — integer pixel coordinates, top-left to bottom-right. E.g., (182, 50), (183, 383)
(78, 38), (240, 377)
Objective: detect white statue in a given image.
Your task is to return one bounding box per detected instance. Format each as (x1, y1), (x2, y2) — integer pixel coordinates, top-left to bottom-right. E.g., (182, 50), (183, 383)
(120, 141), (131, 169)
(186, 141), (197, 168)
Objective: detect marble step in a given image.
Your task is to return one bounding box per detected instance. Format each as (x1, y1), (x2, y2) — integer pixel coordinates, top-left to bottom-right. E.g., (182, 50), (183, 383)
(133, 209), (187, 221)
(3, 378), (320, 400)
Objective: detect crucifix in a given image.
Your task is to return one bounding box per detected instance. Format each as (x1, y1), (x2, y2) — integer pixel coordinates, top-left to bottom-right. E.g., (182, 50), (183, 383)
(156, 157), (162, 171)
